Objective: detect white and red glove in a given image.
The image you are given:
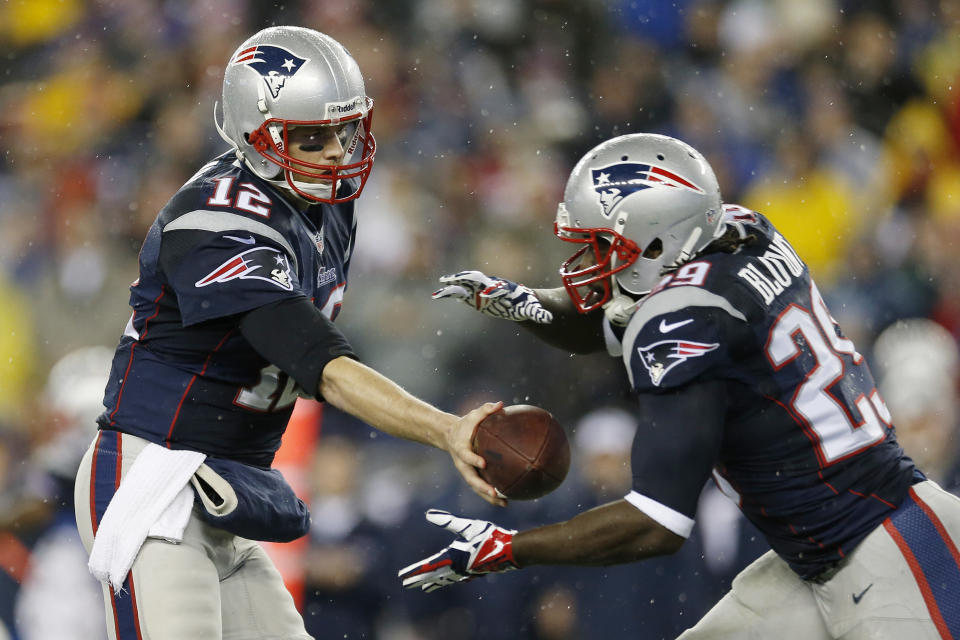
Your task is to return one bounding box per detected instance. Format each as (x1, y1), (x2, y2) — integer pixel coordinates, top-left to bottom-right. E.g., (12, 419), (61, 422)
(398, 509), (519, 592)
(432, 270), (553, 324)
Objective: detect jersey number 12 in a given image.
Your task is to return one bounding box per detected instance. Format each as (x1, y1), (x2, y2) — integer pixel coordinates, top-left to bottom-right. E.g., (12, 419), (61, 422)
(235, 365), (300, 412)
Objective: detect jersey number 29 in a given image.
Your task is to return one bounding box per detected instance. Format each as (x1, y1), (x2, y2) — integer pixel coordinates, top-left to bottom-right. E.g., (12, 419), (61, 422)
(765, 283), (890, 466)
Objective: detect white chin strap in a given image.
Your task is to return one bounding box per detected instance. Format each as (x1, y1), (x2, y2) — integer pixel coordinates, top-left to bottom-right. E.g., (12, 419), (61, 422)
(272, 175), (334, 202)
(603, 291), (641, 327)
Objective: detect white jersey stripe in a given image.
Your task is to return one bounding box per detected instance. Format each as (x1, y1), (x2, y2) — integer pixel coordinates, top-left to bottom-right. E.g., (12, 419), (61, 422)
(162, 210), (299, 276)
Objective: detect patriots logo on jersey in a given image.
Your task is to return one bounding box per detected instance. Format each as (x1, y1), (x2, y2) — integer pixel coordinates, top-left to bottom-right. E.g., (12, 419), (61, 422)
(592, 163), (705, 217)
(637, 339), (718, 386)
(232, 45), (308, 99)
(195, 247), (294, 291)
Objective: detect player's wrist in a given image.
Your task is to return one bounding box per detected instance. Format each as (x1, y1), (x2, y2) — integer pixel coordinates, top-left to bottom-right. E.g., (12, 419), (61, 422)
(506, 531), (525, 568)
(469, 526), (518, 573)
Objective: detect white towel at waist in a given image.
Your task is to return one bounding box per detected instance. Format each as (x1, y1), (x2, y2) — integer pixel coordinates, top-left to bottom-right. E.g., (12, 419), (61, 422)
(87, 443), (206, 591)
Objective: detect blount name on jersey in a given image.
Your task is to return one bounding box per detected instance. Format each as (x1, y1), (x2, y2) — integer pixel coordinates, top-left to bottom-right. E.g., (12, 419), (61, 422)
(736, 233), (804, 305)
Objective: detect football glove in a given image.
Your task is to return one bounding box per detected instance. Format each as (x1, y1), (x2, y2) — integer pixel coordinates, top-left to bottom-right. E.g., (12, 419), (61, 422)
(432, 270), (553, 324)
(398, 509), (518, 592)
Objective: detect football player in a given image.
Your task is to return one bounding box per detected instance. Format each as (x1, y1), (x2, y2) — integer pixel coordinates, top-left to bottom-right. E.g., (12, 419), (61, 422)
(401, 133), (960, 638)
(74, 26), (504, 640)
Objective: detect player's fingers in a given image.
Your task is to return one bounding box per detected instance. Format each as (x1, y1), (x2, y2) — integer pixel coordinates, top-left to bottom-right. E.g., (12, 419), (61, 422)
(452, 457), (507, 507)
(471, 401), (504, 420)
(431, 285), (470, 300)
(537, 308), (555, 323)
(400, 572), (428, 589)
(455, 402), (504, 463)
(459, 401), (504, 468)
(424, 576), (466, 592)
(398, 547), (447, 578)
(425, 509), (474, 534)
(401, 570), (441, 589)
(478, 284), (508, 300)
(424, 509), (454, 526)
(439, 270), (485, 285)
(453, 437), (487, 469)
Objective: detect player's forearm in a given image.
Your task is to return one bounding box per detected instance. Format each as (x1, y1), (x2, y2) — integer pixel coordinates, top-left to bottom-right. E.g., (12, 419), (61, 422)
(520, 287), (605, 353)
(512, 499), (684, 566)
(318, 356), (452, 449)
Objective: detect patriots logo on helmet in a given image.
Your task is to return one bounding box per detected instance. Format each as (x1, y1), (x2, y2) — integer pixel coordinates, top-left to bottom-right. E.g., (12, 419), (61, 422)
(592, 163), (705, 217)
(232, 45), (309, 99)
(637, 339), (718, 386)
(195, 247), (294, 291)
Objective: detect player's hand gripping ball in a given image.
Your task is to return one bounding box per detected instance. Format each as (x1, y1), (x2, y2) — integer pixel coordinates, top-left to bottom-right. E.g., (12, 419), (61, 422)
(471, 404), (570, 500)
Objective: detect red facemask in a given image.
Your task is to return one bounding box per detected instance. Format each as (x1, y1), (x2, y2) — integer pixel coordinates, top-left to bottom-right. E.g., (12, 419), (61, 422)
(246, 99), (376, 204)
(555, 222), (641, 313)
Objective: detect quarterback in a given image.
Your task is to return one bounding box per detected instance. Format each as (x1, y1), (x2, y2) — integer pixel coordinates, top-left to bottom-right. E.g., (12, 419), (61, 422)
(402, 133), (960, 639)
(74, 26), (503, 640)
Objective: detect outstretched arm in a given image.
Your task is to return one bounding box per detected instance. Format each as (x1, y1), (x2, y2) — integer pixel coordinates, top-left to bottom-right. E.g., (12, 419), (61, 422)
(513, 499), (683, 566)
(433, 271), (605, 353)
(523, 286), (605, 354)
(319, 356), (507, 507)
(239, 298), (507, 507)
(398, 500), (683, 592)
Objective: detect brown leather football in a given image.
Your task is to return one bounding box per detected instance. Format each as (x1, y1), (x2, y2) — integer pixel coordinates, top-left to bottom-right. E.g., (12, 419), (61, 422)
(471, 404), (570, 500)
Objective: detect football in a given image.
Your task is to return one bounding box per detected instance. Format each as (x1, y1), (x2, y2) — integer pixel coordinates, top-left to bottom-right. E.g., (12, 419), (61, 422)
(471, 404), (570, 500)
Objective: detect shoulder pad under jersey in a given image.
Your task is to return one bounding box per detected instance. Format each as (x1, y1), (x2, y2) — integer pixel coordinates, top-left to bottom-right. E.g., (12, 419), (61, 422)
(622, 281), (748, 391)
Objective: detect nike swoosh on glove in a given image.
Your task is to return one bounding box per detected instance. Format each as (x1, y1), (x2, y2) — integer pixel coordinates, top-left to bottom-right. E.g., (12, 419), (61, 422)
(432, 270), (553, 324)
(398, 509), (518, 592)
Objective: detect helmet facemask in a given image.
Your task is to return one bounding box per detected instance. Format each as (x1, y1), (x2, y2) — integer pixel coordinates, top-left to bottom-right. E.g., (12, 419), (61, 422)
(246, 101), (376, 204)
(555, 205), (642, 313)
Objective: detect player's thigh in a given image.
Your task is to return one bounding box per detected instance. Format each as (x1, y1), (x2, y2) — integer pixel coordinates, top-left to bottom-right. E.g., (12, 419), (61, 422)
(677, 549), (830, 640)
(220, 539), (312, 640)
(135, 536), (225, 640)
(86, 535), (222, 640)
(812, 481), (960, 640)
(75, 435), (224, 640)
(103, 536), (222, 640)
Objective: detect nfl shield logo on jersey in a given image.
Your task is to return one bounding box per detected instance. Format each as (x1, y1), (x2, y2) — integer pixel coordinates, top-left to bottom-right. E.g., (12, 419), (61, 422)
(638, 339), (718, 386)
(232, 45), (309, 99)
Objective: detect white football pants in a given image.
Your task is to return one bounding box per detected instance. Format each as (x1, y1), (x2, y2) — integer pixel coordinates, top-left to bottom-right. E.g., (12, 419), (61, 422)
(74, 430), (312, 640)
(678, 480), (960, 639)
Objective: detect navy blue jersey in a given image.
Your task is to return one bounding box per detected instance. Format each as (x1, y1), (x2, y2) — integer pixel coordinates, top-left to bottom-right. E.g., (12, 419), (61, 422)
(617, 206), (919, 579)
(98, 153), (357, 467)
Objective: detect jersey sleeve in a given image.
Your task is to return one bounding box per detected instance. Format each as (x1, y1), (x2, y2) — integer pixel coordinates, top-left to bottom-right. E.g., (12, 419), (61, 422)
(625, 378), (727, 536)
(621, 285), (749, 392)
(159, 225), (304, 327)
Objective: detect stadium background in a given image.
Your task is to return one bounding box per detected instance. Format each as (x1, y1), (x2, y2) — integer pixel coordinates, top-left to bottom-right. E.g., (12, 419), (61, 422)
(2, 0), (960, 638)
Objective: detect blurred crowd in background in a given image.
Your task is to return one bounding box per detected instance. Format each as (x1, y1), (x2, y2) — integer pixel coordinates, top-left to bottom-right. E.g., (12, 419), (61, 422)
(2, 0), (960, 638)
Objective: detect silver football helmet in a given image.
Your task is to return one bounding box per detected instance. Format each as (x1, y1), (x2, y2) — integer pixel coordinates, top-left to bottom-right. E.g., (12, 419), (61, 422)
(217, 26), (376, 204)
(555, 134), (723, 319)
